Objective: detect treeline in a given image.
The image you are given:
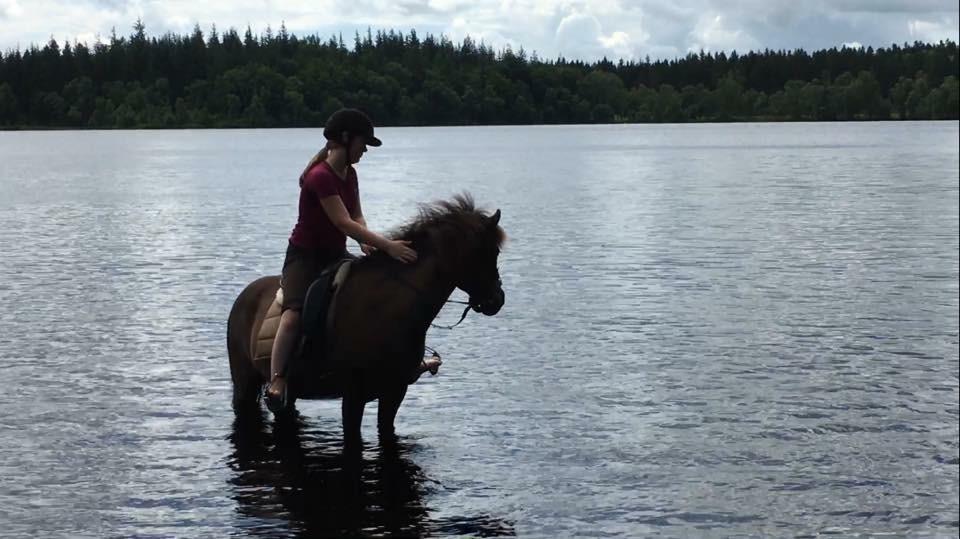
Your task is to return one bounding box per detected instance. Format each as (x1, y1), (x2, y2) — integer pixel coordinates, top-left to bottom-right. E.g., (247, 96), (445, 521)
(0, 20), (957, 128)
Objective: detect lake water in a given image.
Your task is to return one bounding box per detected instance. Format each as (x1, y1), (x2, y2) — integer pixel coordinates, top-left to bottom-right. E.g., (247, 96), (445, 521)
(0, 122), (957, 538)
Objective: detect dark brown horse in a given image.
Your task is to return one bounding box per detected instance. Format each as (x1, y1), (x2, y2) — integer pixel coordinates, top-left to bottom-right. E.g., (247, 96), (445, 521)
(227, 195), (505, 446)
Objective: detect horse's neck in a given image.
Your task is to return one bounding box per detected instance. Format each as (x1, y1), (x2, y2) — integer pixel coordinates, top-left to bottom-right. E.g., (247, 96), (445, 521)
(402, 254), (457, 329)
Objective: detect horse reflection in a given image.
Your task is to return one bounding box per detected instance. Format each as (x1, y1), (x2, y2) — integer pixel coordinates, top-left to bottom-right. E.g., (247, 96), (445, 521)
(226, 411), (514, 537)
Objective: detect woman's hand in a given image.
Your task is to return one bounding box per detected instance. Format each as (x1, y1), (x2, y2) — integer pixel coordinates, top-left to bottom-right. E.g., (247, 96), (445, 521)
(360, 243), (377, 255)
(385, 240), (417, 263)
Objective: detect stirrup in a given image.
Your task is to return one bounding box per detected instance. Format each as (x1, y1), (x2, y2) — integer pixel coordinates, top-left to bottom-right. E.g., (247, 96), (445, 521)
(422, 350), (442, 376)
(264, 378), (289, 413)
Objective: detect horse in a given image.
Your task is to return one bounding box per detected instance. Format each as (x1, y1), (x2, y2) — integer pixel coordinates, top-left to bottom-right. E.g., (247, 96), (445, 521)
(227, 195), (505, 447)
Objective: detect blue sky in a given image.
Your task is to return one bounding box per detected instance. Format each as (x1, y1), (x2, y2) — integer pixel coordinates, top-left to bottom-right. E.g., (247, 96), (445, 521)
(1, 0), (958, 61)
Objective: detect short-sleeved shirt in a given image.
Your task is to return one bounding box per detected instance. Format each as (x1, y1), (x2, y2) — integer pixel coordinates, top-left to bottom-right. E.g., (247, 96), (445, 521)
(289, 161), (359, 250)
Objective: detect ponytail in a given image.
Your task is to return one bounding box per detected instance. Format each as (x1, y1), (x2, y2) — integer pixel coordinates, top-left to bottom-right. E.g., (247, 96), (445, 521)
(298, 142), (335, 186)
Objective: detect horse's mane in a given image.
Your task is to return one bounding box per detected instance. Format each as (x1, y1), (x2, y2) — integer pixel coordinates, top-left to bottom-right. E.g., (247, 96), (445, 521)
(359, 194), (504, 267)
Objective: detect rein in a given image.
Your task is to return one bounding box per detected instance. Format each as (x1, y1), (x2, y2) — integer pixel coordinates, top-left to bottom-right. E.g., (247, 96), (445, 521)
(430, 303), (474, 330)
(389, 271), (475, 330)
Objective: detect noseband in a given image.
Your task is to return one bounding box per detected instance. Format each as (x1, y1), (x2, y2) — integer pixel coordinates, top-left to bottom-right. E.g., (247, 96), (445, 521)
(389, 270), (498, 330)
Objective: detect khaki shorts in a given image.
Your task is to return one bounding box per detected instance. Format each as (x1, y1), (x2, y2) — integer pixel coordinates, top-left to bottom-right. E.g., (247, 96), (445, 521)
(279, 242), (345, 312)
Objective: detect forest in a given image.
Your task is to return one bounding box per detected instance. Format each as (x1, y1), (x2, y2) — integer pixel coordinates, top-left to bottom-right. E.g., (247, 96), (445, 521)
(1, 20), (957, 128)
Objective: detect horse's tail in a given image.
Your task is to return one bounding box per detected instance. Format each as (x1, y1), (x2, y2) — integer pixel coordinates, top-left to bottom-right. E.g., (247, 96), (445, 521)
(227, 275), (279, 414)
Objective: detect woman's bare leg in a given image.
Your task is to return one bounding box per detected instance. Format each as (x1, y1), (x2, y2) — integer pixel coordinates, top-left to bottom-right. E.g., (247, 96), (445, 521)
(266, 309), (301, 405)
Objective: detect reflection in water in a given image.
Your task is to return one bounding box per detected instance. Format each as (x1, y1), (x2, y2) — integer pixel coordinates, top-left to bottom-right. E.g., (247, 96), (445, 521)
(2, 124), (956, 536)
(227, 412), (515, 537)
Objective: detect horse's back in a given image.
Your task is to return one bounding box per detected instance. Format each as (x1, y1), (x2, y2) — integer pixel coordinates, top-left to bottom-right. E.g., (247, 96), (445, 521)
(228, 275), (280, 385)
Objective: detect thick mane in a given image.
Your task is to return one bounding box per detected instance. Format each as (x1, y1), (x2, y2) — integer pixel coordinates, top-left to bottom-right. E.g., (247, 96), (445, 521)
(396, 194), (481, 241)
(359, 194), (503, 266)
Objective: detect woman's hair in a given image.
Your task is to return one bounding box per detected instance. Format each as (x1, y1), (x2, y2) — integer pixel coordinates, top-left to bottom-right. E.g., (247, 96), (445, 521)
(298, 140), (343, 186)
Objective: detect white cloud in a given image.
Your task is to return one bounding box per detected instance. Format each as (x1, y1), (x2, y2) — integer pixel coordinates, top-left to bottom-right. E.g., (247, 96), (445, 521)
(842, 41), (863, 49)
(74, 32), (108, 46)
(908, 17), (959, 42)
(556, 12), (602, 53)
(0, 0), (957, 61)
(427, 0), (465, 12)
(688, 13), (759, 53)
(445, 14), (518, 52)
(832, 0), (957, 14)
(598, 30), (629, 49)
(1, 0), (24, 18)
(555, 10), (646, 61)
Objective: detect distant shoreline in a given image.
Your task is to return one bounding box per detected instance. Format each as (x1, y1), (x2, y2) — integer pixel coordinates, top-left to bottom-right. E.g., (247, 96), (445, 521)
(2, 118), (956, 132)
(1, 28), (956, 129)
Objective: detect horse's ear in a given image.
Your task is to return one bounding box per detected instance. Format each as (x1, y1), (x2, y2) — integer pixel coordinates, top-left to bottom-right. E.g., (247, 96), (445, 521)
(489, 209), (501, 227)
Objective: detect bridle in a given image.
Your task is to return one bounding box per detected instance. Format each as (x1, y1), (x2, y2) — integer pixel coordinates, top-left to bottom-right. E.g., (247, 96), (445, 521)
(389, 267), (501, 330)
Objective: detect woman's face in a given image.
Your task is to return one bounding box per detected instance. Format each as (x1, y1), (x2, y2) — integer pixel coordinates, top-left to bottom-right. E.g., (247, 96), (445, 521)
(347, 136), (368, 164)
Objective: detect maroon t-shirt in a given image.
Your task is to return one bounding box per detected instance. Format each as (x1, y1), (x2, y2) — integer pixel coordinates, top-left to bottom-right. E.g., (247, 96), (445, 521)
(289, 161), (359, 250)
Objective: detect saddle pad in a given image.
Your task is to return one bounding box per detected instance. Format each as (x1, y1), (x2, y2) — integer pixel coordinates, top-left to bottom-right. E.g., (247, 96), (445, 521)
(255, 293), (283, 363)
(253, 261), (353, 363)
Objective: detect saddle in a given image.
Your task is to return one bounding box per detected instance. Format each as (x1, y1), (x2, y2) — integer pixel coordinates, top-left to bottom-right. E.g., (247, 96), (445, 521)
(254, 257), (354, 366)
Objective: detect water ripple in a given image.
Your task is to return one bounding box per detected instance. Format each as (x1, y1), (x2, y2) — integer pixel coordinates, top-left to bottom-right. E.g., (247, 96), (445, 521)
(0, 123), (957, 537)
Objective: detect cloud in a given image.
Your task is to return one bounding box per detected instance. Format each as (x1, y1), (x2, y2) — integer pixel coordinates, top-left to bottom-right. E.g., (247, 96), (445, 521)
(446, 15), (518, 52)
(908, 17), (959, 42)
(0, 0), (957, 60)
(831, 0), (957, 14)
(79, 0), (133, 10)
(395, 0), (448, 17)
(0, 0), (23, 19)
(598, 30), (632, 56)
(556, 12), (603, 55)
(687, 13), (759, 53)
(555, 10), (647, 61)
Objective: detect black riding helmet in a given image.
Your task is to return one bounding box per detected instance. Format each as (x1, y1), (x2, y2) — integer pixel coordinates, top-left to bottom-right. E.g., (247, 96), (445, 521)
(323, 108), (382, 148)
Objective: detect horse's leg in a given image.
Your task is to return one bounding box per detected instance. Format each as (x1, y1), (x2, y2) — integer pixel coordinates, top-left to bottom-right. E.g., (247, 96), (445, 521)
(231, 365), (263, 414)
(377, 384), (408, 443)
(341, 369), (366, 450)
(229, 315), (261, 414)
(228, 277), (275, 415)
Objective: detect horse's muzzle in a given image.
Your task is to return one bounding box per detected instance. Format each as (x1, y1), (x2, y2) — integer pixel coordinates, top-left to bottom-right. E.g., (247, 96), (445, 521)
(472, 287), (504, 316)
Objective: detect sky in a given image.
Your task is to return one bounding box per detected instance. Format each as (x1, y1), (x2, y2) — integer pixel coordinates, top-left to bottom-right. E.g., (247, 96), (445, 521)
(0, 0), (958, 62)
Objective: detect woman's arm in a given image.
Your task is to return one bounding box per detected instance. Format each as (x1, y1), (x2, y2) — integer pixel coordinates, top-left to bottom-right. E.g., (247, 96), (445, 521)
(354, 215), (376, 254)
(348, 181), (375, 253)
(353, 209), (369, 245)
(319, 195), (416, 262)
(350, 192), (365, 224)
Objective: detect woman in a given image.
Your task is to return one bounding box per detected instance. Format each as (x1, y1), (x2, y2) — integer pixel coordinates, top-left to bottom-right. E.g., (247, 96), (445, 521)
(265, 108), (438, 413)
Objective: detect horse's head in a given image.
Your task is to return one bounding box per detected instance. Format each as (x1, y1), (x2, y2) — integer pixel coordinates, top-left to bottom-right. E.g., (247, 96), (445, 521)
(390, 195), (506, 317)
(457, 208), (505, 316)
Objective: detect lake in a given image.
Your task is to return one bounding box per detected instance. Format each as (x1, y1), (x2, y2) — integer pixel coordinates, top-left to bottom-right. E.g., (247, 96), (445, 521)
(0, 122), (957, 537)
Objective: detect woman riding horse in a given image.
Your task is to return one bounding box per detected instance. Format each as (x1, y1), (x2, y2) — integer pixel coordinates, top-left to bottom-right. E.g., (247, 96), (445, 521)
(228, 194), (506, 447)
(266, 108), (437, 413)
